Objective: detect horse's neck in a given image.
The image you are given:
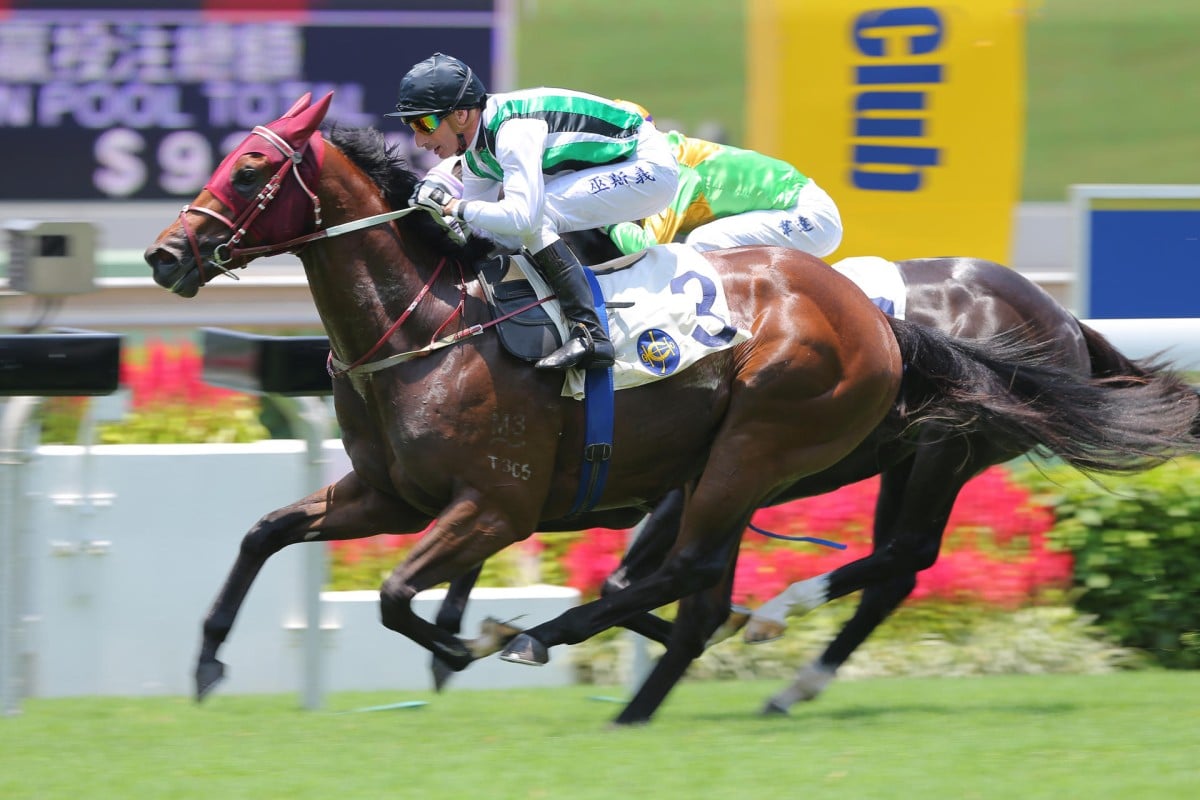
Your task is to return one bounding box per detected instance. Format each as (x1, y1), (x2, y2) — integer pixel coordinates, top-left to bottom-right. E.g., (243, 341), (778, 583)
(300, 235), (460, 364)
(302, 148), (468, 366)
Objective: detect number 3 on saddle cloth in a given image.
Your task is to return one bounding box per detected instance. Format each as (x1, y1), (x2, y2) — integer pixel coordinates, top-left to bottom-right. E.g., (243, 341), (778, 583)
(475, 242), (753, 401)
(475, 242), (753, 514)
(473, 246), (907, 513)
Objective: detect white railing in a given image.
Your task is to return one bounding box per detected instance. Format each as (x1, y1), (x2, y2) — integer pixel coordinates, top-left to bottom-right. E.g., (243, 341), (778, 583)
(1081, 318), (1200, 370)
(2, 316), (1196, 716)
(3, 442), (579, 713)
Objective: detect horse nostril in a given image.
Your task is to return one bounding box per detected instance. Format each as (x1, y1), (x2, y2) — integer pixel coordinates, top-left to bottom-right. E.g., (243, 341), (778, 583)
(144, 245), (171, 269)
(144, 244), (186, 290)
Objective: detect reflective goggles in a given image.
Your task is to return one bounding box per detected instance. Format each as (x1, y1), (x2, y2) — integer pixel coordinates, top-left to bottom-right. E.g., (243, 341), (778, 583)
(406, 112), (446, 135)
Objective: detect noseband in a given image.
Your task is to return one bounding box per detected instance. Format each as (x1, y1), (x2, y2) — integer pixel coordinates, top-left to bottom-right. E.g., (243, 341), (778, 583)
(176, 124), (322, 287)
(172, 124), (505, 377)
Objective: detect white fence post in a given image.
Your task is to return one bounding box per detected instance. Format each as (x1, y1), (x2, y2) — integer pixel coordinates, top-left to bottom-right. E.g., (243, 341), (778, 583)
(271, 397), (334, 711)
(0, 397), (41, 716)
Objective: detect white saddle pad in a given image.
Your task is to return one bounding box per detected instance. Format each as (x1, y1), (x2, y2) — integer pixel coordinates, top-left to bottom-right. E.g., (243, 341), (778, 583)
(829, 256), (907, 320)
(513, 243), (752, 399)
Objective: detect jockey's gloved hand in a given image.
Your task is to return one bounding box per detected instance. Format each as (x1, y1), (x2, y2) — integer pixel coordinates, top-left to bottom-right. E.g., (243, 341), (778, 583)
(410, 180), (451, 216)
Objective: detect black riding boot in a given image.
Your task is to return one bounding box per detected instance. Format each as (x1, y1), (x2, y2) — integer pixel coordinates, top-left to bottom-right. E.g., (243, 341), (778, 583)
(531, 239), (615, 370)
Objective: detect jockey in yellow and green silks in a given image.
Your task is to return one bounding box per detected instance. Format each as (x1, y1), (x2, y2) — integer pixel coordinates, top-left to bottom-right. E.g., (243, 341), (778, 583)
(606, 100), (843, 258)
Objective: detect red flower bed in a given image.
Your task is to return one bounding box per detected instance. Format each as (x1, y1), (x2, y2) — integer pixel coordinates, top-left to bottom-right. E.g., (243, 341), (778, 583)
(325, 466), (1070, 609)
(122, 339), (244, 408)
(566, 466), (1071, 609)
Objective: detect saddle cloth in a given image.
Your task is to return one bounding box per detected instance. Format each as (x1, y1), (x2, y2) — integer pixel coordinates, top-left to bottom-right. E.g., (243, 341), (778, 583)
(477, 243), (752, 400)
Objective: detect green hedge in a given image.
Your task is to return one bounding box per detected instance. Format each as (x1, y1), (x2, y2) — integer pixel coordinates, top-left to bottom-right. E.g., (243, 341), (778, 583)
(39, 396), (268, 445)
(1019, 458), (1200, 669)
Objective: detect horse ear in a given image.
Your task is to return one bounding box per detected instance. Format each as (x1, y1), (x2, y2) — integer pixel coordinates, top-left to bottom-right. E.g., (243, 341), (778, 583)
(289, 92), (334, 140)
(283, 93), (314, 118)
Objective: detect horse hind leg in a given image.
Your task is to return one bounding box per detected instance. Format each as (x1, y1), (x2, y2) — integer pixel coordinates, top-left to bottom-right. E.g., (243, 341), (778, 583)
(601, 487), (688, 646)
(499, 501), (753, 668)
(766, 471), (926, 711)
(500, 395), (878, 670)
(761, 574), (916, 714)
(743, 443), (971, 643)
(379, 496), (527, 672)
(432, 492), (686, 692)
(429, 564), (484, 691)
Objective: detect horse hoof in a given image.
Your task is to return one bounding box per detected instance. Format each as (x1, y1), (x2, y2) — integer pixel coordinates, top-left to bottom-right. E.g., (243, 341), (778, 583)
(706, 606), (752, 647)
(742, 617), (787, 644)
(498, 633), (549, 666)
(431, 656), (456, 693)
(465, 617), (524, 660)
(760, 699), (790, 716)
(195, 658), (226, 702)
(608, 716), (649, 729)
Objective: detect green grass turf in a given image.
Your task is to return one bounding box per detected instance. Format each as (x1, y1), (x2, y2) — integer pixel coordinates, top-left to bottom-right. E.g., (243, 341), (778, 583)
(3, 672), (1197, 799)
(514, 0), (1200, 200)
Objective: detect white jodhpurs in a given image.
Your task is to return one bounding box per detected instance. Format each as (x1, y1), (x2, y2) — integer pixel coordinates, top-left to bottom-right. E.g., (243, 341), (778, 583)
(684, 179), (844, 257)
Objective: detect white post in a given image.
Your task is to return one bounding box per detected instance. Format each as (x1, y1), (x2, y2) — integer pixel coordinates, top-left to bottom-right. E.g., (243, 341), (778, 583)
(272, 396), (333, 711)
(0, 397), (42, 717)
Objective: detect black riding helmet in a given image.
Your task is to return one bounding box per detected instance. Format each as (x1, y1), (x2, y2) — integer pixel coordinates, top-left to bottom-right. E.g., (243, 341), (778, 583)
(386, 52), (487, 120)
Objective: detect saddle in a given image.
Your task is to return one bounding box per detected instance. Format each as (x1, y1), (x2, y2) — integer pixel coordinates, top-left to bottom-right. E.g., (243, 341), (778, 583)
(475, 250), (645, 363)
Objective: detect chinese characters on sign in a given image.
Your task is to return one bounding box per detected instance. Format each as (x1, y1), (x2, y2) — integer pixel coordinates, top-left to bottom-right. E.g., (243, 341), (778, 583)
(0, 7), (498, 199)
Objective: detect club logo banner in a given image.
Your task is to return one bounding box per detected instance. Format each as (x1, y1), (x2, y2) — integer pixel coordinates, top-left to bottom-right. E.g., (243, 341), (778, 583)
(747, 1), (1026, 264)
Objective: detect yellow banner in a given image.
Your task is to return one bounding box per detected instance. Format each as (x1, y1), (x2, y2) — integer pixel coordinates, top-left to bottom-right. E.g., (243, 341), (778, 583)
(747, 1), (1026, 263)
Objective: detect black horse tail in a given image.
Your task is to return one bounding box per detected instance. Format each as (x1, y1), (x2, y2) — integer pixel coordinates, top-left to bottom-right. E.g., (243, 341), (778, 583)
(1077, 320), (1200, 440)
(887, 316), (1200, 474)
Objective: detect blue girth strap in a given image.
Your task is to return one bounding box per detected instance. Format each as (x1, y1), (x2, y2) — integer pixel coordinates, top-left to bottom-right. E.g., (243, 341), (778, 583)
(568, 266), (614, 516)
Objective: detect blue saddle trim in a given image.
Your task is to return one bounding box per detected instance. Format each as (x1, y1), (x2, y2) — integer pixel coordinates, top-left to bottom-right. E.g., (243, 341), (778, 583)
(568, 266), (615, 516)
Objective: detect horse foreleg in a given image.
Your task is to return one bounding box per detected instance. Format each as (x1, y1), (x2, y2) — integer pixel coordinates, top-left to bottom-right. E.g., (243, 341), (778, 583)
(433, 492), (684, 689)
(614, 552), (738, 726)
(196, 473), (430, 702)
(500, 496), (750, 668)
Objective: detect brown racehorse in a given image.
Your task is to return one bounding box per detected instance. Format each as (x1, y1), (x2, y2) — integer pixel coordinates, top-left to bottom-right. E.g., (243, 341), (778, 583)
(432, 236), (1200, 721)
(481, 244), (1200, 724)
(143, 94), (1199, 725)
(531, 243), (1200, 721)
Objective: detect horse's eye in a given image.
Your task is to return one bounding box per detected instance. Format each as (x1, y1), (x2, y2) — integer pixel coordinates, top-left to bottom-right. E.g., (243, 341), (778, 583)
(233, 167), (258, 191)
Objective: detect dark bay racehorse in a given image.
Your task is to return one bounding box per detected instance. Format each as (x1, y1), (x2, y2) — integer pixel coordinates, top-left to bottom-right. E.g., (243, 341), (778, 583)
(436, 235), (1200, 721)
(143, 94), (1199, 725)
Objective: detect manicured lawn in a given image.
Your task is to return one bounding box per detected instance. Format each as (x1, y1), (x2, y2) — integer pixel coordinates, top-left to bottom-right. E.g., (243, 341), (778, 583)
(3, 672), (1197, 799)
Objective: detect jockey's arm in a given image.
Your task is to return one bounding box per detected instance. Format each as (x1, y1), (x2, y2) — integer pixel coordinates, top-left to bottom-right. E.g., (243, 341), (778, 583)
(607, 221), (660, 254)
(458, 117), (548, 245)
(607, 164), (697, 254)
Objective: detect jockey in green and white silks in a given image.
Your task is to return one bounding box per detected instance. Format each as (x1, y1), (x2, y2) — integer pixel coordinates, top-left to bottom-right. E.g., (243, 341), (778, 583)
(390, 53), (679, 371)
(606, 102), (842, 258)
(459, 90), (678, 244)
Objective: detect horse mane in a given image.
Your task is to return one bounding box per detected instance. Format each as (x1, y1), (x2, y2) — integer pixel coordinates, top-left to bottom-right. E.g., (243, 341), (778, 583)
(326, 125), (493, 264)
